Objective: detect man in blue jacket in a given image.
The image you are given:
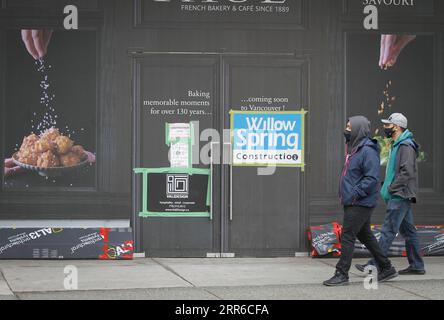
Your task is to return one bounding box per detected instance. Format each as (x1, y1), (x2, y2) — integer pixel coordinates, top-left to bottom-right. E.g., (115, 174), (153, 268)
(324, 116), (398, 286)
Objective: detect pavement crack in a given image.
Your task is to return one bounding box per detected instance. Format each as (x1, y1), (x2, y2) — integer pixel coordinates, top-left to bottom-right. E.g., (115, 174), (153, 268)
(0, 267), (18, 299)
(200, 288), (224, 300)
(384, 282), (433, 300)
(151, 258), (196, 288)
(150, 259), (223, 300)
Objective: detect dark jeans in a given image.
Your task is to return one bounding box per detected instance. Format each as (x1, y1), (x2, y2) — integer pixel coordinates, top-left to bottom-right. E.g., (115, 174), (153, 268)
(369, 199), (425, 271)
(336, 206), (392, 276)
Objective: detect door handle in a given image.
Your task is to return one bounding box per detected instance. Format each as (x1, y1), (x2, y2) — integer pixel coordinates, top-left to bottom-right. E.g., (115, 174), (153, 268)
(223, 142), (233, 221)
(209, 141), (220, 221)
(210, 142), (233, 221)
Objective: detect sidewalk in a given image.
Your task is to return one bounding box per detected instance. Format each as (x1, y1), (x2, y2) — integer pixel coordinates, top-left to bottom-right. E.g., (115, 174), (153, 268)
(0, 257), (443, 300)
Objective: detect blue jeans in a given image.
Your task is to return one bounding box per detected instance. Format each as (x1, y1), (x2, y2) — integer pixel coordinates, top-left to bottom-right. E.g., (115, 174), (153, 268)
(369, 199), (425, 271)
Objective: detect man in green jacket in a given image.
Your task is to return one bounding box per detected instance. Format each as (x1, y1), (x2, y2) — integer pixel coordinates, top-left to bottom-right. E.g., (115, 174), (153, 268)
(356, 113), (426, 275)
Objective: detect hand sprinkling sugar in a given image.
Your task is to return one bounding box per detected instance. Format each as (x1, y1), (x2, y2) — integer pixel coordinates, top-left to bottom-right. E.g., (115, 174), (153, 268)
(379, 34), (416, 69)
(21, 29), (53, 60)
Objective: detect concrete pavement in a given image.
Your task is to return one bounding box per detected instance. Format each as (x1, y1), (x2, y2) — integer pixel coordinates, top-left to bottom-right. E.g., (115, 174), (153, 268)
(0, 256), (443, 300)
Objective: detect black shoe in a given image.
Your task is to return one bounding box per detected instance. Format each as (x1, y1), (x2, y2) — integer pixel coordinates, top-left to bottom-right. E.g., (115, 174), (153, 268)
(378, 266), (398, 282)
(398, 266), (426, 275)
(323, 271), (349, 287)
(355, 264), (368, 273)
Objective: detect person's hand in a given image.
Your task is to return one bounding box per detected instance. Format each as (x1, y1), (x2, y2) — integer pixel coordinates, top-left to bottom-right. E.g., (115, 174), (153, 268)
(4, 158), (23, 177)
(379, 34), (416, 69)
(21, 29), (53, 60)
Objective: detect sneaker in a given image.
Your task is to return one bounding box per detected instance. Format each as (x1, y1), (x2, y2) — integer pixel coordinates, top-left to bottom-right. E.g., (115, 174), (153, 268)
(355, 263), (368, 273)
(323, 271), (349, 287)
(398, 266), (426, 275)
(378, 266), (398, 282)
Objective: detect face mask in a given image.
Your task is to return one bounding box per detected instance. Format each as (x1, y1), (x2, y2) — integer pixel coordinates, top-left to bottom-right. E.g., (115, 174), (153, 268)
(384, 126), (395, 138)
(343, 130), (351, 143)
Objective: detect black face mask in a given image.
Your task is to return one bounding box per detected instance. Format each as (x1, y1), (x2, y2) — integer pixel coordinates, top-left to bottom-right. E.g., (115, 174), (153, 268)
(343, 130), (351, 143)
(384, 127), (395, 138)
